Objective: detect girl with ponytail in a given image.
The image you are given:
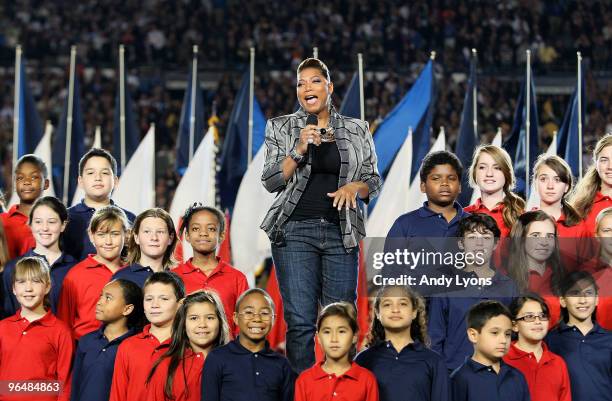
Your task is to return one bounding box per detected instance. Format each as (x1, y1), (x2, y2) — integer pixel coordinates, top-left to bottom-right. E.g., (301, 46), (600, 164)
(355, 286), (449, 401)
(465, 145), (525, 237)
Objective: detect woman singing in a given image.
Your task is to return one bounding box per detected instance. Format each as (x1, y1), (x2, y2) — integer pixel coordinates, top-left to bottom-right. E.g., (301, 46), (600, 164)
(261, 58), (382, 373)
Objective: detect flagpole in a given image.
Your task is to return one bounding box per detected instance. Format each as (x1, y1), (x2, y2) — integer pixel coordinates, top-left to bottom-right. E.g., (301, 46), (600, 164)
(119, 44), (126, 172)
(358, 53), (365, 121)
(247, 47), (255, 165)
(189, 45), (198, 163)
(472, 49), (478, 137)
(525, 49), (531, 197)
(63, 46), (76, 205)
(577, 51), (583, 179)
(313, 47), (318, 59)
(12, 45), (22, 169)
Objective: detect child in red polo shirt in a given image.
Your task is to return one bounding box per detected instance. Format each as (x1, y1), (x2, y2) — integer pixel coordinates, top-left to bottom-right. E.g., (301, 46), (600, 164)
(570, 134), (612, 234)
(1, 154), (49, 259)
(57, 205), (130, 339)
(144, 290), (230, 401)
(507, 210), (564, 325)
(172, 204), (248, 333)
(532, 154), (592, 270)
(0, 256), (73, 401)
(503, 294), (571, 401)
(295, 302), (378, 401)
(465, 145), (525, 238)
(109, 271), (184, 401)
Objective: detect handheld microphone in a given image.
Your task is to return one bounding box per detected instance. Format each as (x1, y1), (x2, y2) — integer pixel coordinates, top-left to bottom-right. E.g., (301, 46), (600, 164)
(306, 114), (318, 145)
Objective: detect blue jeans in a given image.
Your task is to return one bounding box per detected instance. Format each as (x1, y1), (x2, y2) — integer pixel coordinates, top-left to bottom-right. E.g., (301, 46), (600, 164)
(271, 218), (358, 373)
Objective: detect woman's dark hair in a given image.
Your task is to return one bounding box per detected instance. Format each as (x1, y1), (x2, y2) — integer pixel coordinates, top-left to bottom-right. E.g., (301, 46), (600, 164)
(508, 293), (550, 320)
(28, 196), (69, 251)
(179, 203), (225, 236)
(113, 279), (145, 331)
(143, 271), (186, 301)
(147, 290), (230, 399)
(507, 210), (564, 294)
(420, 150), (463, 183)
(559, 270), (599, 324)
(317, 302), (359, 360)
(297, 58), (331, 82)
(368, 285), (430, 348)
(127, 208), (177, 269)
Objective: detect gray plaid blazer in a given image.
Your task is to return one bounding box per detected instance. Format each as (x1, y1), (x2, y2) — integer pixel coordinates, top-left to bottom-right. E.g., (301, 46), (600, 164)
(260, 107), (382, 249)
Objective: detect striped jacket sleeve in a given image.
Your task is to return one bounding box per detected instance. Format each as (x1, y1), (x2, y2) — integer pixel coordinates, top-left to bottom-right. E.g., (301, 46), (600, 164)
(261, 118), (288, 193)
(358, 121), (382, 202)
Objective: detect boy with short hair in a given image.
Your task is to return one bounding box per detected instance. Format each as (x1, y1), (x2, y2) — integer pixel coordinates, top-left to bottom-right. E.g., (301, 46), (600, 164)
(201, 288), (295, 401)
(1, 154), (49, 258)
(63, 148), (135, 260)
(428, 213), (519, 370)
(450, 300), (530, 401)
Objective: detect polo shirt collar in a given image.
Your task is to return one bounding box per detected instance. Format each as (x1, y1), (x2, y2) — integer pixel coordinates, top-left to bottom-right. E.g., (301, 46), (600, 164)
(557, 321), (605, 335)
(472, 198), (504, 213)
(184, 257), (226, 276)
(310, 361), (361, 381)
(229, 338), (274, 355)
(506, 342), (555, 364)
(129, 263), (151, 272)
(96, 326), (136, 345)
(138, 323), (172, 345)
(466, 357), (509, 376)
(74, 199), (117, 213)
(381, 340), (425, 353)
(594, 191), (611, 203)
(7, 204), (26, 218)
(13, 308), (56, 327)
(30, 250), (75, 266)
(418, 201), (465, 219)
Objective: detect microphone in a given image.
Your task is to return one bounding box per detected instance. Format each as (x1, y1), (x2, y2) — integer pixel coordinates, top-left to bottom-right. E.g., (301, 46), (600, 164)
(306, 114), (318, 145)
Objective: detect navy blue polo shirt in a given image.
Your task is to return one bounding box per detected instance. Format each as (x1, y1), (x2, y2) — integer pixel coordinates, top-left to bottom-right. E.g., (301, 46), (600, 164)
(1, 249), (76, 317)
(546, 322), (612, 401)
(111, 263), (155, 288)
(355, 340), (450, 401)
(200, 339), (296, 401)
(63, 200), (135, 261)
(71, 326), (136, 401)
(386, 202), (469, 239)
(450, 358), (530, 401)
(428, 271), (519, 370)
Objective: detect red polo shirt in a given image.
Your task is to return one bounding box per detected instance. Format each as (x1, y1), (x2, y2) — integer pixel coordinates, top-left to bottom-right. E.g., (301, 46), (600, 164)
(0, 310), (74, 401)
(109, 324), (171, 401)
(294, 362), (378, 401)
(594, 267), (612, 330)
(503, 342), (571, 401)
(584, 191), (612, 235)
(143, 348), (205, 401)
(0, 205), (35, 259)
(465, 198), (512, 237)
(172, 258), (249, 334)
(56, 255), (123, 339)
(528, 268), (561, 326)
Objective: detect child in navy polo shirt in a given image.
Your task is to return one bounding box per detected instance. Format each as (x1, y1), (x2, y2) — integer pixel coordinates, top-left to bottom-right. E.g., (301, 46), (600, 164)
(0, 257), (74, 401)
(145, 290), (230, 401)
(172, 204), (248, 334)
(1, 154), (49, 259)
(546, 271), (612, 401)
(110, 271), (185, 401)
(71, 279), (144, 401)
(450, 300), (530, 401)
(201, 288), (295, 401)
(57, 205), (130, 339)
(503, 294), (571, 401)
(296, 302), (378, 401)
(112, 208), (178, 288)
(428, 214), (518, 371)
(2, 196), (76, 317)
(63, 148), (135, 261)
(356, 286), (448, 401)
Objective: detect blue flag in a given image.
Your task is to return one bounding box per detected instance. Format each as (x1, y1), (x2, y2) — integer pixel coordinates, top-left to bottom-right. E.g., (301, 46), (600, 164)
(52, 72), (86, 203)
(372, 61), (436, 181)
(112, 69), (140, 175)
(176, 63), (205, 176)
(503, 73), (540, 196)
(456, 56), (478, 206)
(15, 54), (43, 158)
(339, 72), (361, 119)
(557, 72), (585, 178)
(217, 70), (266, 211)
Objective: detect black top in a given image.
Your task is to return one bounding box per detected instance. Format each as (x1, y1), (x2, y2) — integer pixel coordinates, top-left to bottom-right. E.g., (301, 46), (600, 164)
(290, 141), (341, 223)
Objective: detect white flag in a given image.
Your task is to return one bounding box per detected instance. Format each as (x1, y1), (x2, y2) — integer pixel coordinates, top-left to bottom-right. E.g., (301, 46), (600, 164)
(231, 146), (276, 286)
(112, 125), (156, 214)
